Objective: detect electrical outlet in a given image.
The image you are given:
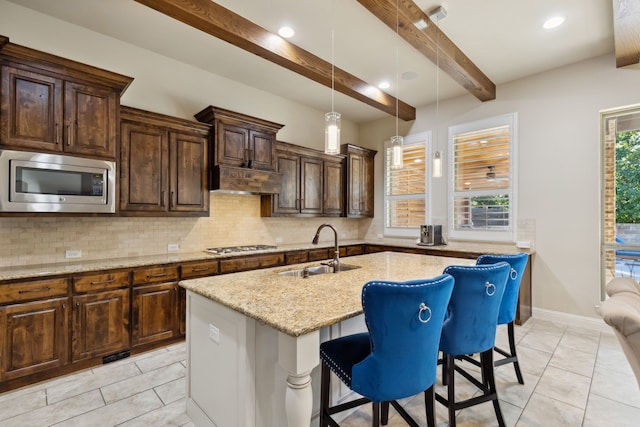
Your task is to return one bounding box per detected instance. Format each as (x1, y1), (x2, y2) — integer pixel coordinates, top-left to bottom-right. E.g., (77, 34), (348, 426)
(168, 243), (179, 252)
(376, 234), (383, 240)
(209, 324), (219, 343)
(65, 250), (82, 259)
(275, 237), (283, 244)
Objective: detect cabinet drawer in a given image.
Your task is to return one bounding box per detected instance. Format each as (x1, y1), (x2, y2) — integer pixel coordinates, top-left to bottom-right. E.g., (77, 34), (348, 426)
(0, 278), (69, 304)
(73, 271), (129, 293)
(132, 266), (179, 285)
(181, 260), (219, 279)
(308, 248), (330, 261)
(219, 253), (284, 274)
(344, 245), (364, 256)
(285, 251), (308, 265)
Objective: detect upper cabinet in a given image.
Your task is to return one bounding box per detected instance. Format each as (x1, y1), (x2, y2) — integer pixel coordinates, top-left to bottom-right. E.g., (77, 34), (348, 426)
(341, 144), (377, 218)
(0, 36), (132, 159)
(195, 106), (284, 194)
(261, 141), (345, 217)
(119, 107), (210, 216)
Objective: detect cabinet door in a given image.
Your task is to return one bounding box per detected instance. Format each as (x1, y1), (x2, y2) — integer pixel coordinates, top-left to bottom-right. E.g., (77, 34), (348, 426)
(169, 131), (208, 212)
(323, 159), (344, 216)
(120, 122), (168, 212)
(216, 121), (249, 167)
(272, 152), (300, 214)
(0, 297), (69, 381)
(300, 156), (323, 214)
(72, 289), (130, 361)
(361, 153), (375, 216)
(347, 152), (364, 216)
(249, 129), (276, 171)
(0, 66), (63, 151)
(132, 282), (178, 346)
(64, 82), (117, 158)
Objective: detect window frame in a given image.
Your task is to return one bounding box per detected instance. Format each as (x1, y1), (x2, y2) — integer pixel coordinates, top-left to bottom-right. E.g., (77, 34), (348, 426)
(383, 131), (432, 238)
(447, 113), (518, 242)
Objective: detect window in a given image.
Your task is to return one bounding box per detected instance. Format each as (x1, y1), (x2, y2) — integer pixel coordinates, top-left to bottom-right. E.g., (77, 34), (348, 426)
(601, 106), (640, 298)
(448, 113), (517, 242)
(384, 132), (429, 237)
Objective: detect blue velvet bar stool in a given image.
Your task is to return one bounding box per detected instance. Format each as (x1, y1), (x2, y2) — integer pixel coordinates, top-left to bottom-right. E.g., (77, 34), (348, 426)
(436, 262), (510, 427)
(476, 252), (528, 384)
(319, 275), (455, 427)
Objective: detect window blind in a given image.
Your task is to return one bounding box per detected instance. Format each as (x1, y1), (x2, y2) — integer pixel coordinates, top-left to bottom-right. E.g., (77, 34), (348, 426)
(385, 140), (426, 229)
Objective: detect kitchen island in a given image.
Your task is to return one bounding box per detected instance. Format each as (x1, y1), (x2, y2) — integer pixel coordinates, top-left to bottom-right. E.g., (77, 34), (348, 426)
(180, 252), (475, 427)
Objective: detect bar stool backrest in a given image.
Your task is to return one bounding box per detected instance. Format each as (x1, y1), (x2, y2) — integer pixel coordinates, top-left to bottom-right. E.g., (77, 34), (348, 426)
(477, 253), (529, 325)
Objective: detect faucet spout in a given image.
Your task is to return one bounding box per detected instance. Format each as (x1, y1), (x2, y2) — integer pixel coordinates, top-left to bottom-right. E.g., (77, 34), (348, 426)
(311, 224), (340, 272)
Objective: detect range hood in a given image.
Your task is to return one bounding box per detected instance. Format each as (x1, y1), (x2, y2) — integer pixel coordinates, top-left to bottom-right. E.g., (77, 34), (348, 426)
(195, 106), (284, 195)
(210, 165), (282, 195)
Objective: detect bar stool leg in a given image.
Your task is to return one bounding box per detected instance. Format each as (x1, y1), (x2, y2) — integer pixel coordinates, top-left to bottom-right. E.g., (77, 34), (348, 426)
(481, 349), (506, 427)
(507, 322), (525, 384)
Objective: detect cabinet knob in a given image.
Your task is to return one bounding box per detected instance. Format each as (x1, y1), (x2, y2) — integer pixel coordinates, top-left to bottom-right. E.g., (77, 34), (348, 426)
(66, 124), (71, 146)
(170, 191), (174, 208)
(55, 124), (60, 144)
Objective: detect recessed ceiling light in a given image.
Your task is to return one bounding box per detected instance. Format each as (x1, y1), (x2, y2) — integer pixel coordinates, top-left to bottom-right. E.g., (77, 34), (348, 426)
(378, 81), (391, 90)
(543, 16), (565, 30)
(278, 26), (295, 38)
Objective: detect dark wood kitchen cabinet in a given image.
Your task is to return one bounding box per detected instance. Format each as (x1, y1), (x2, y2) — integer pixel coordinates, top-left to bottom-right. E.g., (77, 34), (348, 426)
(0, 278), (70, 382)
(341, 144), (377, 218)
(261, 141), (345, 217)
(119, 107), (210, 216)
(71, 271), (130, 362)
(195, 106), (283, 171)
(0, 37), (132, 159)
(131, 266), (180, 347)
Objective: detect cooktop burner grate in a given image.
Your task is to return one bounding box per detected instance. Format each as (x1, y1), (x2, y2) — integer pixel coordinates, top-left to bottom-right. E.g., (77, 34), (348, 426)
(204, 244), (278, 254)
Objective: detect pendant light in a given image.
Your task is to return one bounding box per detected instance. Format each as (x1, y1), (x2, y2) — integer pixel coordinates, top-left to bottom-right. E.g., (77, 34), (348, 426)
(390, 0), (403, 170)
(431, 7), (445, 178)
(324, 0), (340, 155)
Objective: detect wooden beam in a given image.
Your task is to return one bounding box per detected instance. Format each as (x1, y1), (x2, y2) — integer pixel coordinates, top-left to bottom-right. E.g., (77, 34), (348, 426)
(0, 35), (9, 51)
(613, 0), (640, 68)
(357, 0), (496, 102)
(133, 0), (416, 121)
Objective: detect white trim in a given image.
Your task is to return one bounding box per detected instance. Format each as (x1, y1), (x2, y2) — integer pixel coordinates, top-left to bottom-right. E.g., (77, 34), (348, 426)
(532, 307), (613, 334)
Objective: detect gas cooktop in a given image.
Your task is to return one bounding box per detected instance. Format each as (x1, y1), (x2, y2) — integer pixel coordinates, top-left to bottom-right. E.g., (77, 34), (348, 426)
(204, 245), (278, 254)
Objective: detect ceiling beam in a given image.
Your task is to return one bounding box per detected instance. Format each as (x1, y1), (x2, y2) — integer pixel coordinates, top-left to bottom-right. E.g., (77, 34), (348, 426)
(357, 0), (496, 102)
(612, 0), (640, 68)
(133, 0), (416, 121)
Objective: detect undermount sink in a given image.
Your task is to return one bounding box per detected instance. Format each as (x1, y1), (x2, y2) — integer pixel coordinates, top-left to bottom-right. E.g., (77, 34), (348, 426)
(279, 264), (361, 278)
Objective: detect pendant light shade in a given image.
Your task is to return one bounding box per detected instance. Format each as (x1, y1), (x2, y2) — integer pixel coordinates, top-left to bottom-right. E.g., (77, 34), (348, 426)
(390, 135), (404, 170)
(325, 111), (341, 154)
(432, 150), (442, 178)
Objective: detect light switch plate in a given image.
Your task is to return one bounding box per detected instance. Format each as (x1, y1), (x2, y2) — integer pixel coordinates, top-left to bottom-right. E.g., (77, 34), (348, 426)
(168, 243), (179, 252)
(65, 250), (82, 259)
(209, 324), (219, 343)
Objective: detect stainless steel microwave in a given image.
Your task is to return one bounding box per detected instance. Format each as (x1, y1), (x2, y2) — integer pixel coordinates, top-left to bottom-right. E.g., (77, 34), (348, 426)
(0, 149), (116, 213)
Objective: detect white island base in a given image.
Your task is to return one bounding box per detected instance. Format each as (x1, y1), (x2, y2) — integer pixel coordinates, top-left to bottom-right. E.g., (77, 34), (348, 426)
(185, 291), (364, 427)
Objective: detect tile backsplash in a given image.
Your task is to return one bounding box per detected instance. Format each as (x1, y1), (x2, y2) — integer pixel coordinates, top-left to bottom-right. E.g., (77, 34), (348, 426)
(0, 193), (364, 268)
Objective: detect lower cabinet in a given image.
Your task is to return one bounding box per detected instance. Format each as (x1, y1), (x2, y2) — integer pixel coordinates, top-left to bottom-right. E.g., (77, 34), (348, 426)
(72, 271), (130, 362)
(0, 277), (70, 382)
(132, 266), (180, 346)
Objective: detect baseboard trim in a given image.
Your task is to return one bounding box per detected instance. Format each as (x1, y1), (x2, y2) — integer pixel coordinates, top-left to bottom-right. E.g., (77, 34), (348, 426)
(532, 307), (613, 334)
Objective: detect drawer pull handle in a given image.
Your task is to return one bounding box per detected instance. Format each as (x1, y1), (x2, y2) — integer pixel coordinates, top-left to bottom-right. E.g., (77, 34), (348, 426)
(19, 287), (51, 294)
(89, 279), (116, 285)
(191, 267), (210, 272)
(147, 273), (168, 278)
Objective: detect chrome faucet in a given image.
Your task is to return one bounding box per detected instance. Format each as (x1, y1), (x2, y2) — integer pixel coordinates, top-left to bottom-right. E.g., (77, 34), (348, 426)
(312, 224), (340, 273)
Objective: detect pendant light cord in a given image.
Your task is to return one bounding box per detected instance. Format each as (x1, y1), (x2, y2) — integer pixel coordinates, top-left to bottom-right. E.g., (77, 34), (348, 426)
(435, 14), (440, 154)
(331, 0), (335, 113)
(395, 0), (399, 137)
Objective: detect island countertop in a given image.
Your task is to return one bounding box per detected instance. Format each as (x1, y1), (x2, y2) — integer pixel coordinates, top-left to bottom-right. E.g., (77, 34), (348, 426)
(180, 252), (475, 337)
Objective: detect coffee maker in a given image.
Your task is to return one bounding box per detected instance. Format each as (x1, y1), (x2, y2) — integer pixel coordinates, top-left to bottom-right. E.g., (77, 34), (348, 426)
(419, 225), (445, 246)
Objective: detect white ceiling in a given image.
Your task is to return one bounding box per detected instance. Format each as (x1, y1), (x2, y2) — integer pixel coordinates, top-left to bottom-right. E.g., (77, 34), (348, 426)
(6, 0), (615, 124)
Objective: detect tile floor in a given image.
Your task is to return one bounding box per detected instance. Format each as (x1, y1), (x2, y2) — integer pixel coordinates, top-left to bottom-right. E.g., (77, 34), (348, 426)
(0, 318), (638, 426)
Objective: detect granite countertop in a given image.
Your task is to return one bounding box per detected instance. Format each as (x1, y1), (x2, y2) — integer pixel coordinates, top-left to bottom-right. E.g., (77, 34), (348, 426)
(180, 252), (475, 337)
(0, 239), (528, 282)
